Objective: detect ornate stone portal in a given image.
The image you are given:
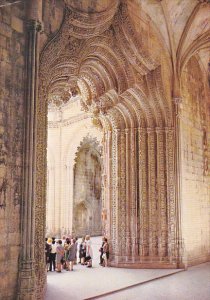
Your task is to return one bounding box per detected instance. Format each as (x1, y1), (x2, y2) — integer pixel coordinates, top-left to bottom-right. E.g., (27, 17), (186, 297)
(31, 0), (209, 299)
(38, 0), (177, 273)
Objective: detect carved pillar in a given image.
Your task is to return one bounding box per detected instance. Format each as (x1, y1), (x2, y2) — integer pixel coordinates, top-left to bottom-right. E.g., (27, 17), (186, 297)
(156, 127), (167, 258)
(18, 19), (42, 299)
(130, 128), (138, 257)
(111, 129), (120, 257)
(125, 128), (131, 257)
(119, 129), (126, 256)
(138, 127), (148, 257)
(173, 97), (185, 268)
(147, 128), (157, 257)
(165, 127), (176, 262)
(107, 130), (112, 239)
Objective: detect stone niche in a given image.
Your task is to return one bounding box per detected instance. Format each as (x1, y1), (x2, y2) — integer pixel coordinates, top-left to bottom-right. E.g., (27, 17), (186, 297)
(72, 136), (102, 237)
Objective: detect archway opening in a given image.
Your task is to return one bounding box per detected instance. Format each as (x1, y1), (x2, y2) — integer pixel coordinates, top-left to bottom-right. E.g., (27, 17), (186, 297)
(46, 97), (103, 239)
(73, 137), (102, 237)
(35, 2), (179, 297)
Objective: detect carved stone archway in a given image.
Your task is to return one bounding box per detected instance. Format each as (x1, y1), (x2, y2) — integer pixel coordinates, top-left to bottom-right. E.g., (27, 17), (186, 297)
(34, 1), (181, 298)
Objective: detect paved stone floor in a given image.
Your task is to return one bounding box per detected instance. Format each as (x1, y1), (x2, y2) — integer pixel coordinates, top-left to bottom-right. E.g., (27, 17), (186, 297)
(99, 262), (210, 300)
(45, 237), (210, 300)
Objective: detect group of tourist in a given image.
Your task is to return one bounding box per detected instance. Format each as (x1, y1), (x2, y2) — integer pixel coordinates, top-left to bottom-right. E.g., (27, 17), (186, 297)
(45, 235), (109, 273)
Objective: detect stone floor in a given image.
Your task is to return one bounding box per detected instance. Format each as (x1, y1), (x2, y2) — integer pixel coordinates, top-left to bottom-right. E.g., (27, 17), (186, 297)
(99, 262), (210, 300)
(45, 237), (210, 300)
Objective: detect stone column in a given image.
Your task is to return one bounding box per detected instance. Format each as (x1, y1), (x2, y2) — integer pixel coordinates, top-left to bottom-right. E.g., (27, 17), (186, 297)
(125, 128), (131, 257)
(173, 97), (186, 268)
(165, 127), (175, 261)
(156, 127), (167, 258)
(119, 129), (126, 256)
(18, 13), (42, 300)
(111, 129), (120, 258)
(147, 128), (157, 257)
(138, 127), (148, 257)
(106, 130), (112, 238)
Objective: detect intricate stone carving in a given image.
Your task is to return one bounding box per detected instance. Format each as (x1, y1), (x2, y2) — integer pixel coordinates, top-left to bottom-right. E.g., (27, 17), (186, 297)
(36, 0), (179, 275)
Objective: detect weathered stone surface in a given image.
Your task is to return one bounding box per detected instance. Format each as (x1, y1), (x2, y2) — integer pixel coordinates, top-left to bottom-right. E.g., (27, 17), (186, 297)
(11, 15), (23, 32)
(0, 1), (25, 298)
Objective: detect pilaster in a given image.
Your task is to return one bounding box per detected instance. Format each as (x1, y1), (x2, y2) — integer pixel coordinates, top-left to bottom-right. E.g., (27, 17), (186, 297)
(147, 128), (157, 257)
(173, 97), (186, 268)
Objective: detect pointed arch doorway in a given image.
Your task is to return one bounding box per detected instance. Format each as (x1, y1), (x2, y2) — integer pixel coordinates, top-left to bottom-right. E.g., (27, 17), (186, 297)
(73, 136), (103, 237)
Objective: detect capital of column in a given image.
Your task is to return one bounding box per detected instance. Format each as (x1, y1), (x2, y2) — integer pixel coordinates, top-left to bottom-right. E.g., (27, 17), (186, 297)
(165, 127), (174, 133)
(173, 97), (182, 106)
(113, 128), (121, 134)
(147, 127), (155, 134)
(125, 128), (129, 134)
(155, 127), (165, 133)
(173, 97), (183, 117)
(26, 19), (42, 32)
(138, 127), (147, 134)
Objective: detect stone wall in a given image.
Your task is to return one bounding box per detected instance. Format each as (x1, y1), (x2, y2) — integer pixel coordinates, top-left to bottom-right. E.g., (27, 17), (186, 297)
(0, 2), (25, 298)
(180, 55), (210, 266)
(0, 1), (65, 298)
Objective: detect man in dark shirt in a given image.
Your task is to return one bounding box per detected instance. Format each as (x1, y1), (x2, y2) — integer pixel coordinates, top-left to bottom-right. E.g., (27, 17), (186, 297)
(99, 237), (105, 265)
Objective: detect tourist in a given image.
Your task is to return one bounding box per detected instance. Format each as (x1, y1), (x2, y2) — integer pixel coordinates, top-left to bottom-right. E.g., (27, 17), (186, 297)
(45, 238), (52, 271)
(74, 236), (78, 264)
(49, 239), (57, 271)
(79, 236), (86, 265)
(56, 240), (64, 272)
(64, 239), (71, 270)
(67, 238), (77, 271)
(85, 235), (93, 268)
(99, 237), (105, 265)
(62, 236), (66, 246)
(102, 238), (109, 267)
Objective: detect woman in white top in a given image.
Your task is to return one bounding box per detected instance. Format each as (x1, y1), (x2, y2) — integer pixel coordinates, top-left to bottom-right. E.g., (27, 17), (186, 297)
(49, 240), (57, 271)
(85, 235), (93, 267)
